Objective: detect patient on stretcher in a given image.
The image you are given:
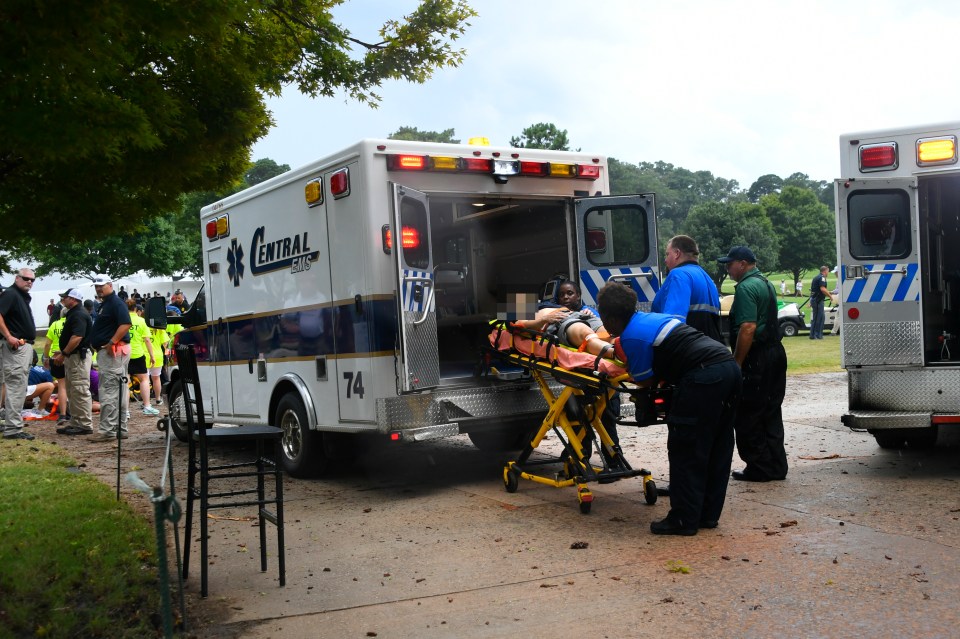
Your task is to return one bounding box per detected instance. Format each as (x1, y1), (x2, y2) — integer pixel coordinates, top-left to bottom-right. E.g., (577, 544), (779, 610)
(515, 280), (613, 357)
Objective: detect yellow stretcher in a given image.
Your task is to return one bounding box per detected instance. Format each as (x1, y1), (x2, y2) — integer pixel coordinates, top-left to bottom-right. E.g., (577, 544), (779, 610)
(486, 323), (670, 514)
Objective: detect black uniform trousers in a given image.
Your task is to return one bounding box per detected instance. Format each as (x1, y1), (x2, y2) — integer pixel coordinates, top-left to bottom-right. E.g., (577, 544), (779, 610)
(734, 341), (788, 480)
(665, 359), (742, 528)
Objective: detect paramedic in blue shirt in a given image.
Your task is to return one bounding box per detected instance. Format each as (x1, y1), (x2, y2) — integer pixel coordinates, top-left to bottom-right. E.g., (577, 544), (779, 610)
(597, 281), (741, 536)
(652, 235), (723, 343)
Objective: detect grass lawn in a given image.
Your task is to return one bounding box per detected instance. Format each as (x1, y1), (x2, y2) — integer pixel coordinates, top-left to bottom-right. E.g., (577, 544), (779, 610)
(0, 440), (163, 638)
(783, 333), (842, 375)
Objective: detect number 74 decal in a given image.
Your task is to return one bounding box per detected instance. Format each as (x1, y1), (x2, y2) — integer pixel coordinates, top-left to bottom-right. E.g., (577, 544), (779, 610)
(342, 371), (365, 399)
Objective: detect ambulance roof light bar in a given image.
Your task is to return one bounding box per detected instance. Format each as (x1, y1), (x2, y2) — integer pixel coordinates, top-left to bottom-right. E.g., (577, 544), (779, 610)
(386, 153), (601, 180)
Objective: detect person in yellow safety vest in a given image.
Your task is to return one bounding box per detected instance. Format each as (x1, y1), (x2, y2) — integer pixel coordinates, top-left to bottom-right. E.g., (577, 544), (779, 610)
(147, 323), (168, 406)
(126, 300), (159, 416)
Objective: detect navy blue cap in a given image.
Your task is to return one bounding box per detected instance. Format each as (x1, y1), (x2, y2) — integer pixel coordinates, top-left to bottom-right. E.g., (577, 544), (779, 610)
(717, 246), (757, 264)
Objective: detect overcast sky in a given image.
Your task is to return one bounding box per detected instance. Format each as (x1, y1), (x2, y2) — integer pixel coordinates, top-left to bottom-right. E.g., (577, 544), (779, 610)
(252, 0), (960, 187)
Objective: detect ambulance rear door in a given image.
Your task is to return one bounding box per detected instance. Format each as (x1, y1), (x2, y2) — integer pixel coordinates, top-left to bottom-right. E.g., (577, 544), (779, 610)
(836, 177), (923, 367)
(574, 194), (661, 309)
(391, 184), (439, 392)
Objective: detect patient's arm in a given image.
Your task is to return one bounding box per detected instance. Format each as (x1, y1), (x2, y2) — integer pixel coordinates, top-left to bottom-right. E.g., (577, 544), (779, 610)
(565, 323), (613, 356)
(516, 307), (571, 331)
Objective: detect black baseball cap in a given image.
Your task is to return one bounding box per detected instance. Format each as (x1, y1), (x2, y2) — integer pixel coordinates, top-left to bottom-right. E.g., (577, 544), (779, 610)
(717, 246), (757, 264)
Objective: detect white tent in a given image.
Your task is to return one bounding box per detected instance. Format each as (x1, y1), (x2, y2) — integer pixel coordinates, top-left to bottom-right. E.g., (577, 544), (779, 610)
(28, 275), (202, 331)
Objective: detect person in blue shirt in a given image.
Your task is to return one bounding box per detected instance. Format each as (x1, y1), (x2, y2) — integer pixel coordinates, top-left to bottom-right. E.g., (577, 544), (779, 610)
(597, 281), (741, 536)
(652, 235), (723, 343)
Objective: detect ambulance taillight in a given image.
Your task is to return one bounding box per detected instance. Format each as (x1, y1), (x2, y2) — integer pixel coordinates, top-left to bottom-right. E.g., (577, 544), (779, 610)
(381, 225), (422, 253)
(859, 143), (898, 172)
(586, 228), (607, 253)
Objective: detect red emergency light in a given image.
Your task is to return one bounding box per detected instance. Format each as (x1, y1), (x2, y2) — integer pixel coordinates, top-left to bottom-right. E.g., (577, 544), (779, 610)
(519, 161), (548, 176)
(330, 168), (350, 198)
(586, 228), (607, 253)
(382, 225), (422, 252)
(577, 164), (602, 179)
(205, 220), (218, 239)
(859, 143), (898, 171)
(387, 154), (428, 171)
(461, 157), (493, 173)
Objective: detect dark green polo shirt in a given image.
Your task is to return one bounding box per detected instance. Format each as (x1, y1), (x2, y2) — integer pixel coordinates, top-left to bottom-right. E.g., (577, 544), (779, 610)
(730, 267), (776, 337)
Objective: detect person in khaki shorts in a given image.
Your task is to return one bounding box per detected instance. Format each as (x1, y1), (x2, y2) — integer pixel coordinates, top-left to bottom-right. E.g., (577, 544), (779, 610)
(54, 289), (94, 435)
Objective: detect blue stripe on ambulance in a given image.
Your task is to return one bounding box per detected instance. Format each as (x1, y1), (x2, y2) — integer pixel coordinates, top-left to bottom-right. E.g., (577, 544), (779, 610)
(842, 263), (919, 303)
(401, 269), (431, 313)
(178, 298), (398, 363)
(579, 267), (659, 306)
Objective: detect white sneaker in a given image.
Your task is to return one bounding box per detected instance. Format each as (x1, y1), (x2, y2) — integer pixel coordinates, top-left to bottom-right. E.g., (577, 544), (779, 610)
(124, 411), (130, 421)
(155, 398), (163, 406)
(142, 405), (160, 416)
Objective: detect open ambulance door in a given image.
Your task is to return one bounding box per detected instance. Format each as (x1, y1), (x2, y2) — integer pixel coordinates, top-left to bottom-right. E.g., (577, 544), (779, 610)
(836, 177), (923, 367)
(574, 194), (661, 309)
(391, 184), (440, 392)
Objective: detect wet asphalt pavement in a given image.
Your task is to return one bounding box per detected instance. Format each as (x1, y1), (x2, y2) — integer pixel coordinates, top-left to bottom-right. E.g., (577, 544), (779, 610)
(41, 371), (960, 638)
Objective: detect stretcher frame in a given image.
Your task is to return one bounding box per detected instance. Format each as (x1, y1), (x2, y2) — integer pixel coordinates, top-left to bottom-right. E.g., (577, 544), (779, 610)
(485, 324), (664, 514)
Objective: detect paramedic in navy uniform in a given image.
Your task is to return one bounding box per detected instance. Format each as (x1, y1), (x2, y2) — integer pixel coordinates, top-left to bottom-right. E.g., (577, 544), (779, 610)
(597, 282), (741, 536)
(652, 235), (724, 343)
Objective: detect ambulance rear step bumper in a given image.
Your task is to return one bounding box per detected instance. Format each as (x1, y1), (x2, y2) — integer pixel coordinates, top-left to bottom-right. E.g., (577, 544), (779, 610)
(842, 411), (931, 430)
(376, 382), (634, 438)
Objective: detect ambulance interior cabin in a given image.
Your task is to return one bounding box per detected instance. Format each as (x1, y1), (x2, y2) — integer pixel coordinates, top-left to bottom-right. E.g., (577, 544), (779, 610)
(917, 175), (960, 364)
(859, 174), (960, 364)
(426, 196), (574, 384)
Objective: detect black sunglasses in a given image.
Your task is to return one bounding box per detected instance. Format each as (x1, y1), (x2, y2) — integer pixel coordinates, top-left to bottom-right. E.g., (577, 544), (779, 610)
(17, 275), (35, 282)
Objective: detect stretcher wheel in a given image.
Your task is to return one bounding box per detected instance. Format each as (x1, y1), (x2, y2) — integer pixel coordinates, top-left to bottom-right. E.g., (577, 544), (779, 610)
(644, 479), (658, 505)
(579, 500), (592, 515)
(504, 466), (519, 493)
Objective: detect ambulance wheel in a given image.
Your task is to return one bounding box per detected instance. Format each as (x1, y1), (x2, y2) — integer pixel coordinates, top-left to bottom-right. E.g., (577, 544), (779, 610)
(644, 479), (658, 505)
(276, 392), (328, 478)
(166, 380), (189, 442)
(872, 431), (905, 449)
(468, 418), (538, 452)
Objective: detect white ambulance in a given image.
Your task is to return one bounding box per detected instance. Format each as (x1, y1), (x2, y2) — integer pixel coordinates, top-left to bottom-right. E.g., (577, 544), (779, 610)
(162, 139), (661, 476)
(836, 122), (960, 448)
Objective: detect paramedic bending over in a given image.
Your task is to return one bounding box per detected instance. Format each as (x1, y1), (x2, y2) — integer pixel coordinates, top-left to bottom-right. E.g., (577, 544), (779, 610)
(515, 280), (612, 356)
(597, 281), (741, 536)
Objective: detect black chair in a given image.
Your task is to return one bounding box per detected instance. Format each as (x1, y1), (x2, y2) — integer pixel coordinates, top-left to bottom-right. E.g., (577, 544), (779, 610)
(176, 344), (285, 597)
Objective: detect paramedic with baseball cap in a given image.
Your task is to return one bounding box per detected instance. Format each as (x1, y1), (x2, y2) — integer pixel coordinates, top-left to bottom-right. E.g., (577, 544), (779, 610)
(89, 275), (132, 440)
(54, 288), (94, 435)
(717, 246), (788, 482)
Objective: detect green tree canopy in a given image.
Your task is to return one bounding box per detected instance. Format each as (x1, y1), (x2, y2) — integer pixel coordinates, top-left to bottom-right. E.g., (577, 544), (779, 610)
(747, 174), (784, 203)
(760, 185), (836, 289)
(388, 126), (460, 143)
(681, 201), (779, 288)
(0, 0), (476, 247)
(19, 159), (290, 280)
(509, 123), (571, 150)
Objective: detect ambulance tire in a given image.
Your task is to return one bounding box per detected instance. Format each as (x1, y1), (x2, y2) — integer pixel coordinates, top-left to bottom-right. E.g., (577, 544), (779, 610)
(276, 393), (329, 478)
(468, 418), (538, 452)
(166, 380), (189, 442)
(871, 427), (937, 450)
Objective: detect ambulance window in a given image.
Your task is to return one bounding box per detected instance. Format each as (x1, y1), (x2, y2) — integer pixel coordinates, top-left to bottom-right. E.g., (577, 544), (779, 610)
(583, 206), (649, 266)
(847, 190), (910, 259)
(400, 196), (430, 269)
